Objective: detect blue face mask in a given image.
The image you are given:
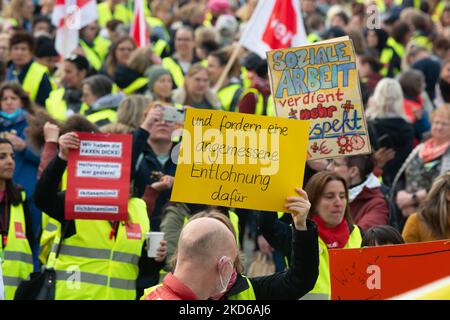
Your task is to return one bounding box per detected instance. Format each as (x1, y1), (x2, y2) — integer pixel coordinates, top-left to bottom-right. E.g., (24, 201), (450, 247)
(0, 108), (24, 120)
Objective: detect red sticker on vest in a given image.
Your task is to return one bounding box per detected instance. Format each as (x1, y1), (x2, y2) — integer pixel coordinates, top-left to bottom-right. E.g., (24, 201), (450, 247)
(15, 222), (26, 239)
(125, 223), (142, 240)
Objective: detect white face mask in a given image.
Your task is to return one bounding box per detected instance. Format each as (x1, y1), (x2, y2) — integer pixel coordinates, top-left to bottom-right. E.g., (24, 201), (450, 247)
(216, 256), (234, 294)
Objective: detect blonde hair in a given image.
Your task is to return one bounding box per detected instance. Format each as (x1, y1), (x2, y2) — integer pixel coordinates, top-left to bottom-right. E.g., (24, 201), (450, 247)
(117, 95), (151, 129)
(417, 172), (450, 239)
(128, 46), (154, 74)
(3, 0), (27, 25)
(431, 103), (450, 123)
(100, 122), (134, 134)
(366, 78), (409, 121)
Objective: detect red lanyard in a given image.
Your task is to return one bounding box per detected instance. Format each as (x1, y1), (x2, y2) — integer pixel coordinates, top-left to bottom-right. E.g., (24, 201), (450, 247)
(109, 221), (119, 240)
(1, 194), (8, 248)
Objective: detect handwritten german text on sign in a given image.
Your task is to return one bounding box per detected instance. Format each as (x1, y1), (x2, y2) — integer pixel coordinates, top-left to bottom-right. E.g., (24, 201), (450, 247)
(329, 240), (450, 300)
(267, 36), (371, 159)
(170, 108), (310, 212)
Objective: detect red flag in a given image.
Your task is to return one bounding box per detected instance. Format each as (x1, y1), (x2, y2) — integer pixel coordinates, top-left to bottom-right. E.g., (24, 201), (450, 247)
(239, 0), (307, 58)
(262, 0), (297, 49)
(130, 0), (149, 48)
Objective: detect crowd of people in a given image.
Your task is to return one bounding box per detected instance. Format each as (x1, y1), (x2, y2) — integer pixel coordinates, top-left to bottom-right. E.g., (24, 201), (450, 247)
(0, 0), (449, 300)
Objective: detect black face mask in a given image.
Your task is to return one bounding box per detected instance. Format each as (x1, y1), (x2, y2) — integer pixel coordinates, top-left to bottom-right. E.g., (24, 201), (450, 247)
(439, 79), (450, 103)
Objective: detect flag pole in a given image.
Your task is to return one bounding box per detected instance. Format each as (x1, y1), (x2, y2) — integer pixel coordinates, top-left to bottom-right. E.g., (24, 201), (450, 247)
(213, 43), (242, 93)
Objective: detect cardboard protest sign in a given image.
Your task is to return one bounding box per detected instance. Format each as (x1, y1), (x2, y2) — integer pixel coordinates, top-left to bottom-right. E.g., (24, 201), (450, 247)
(65, 132), (132, 221)
(267, 36), (371, 160)
(170, 108), (310, 212)
(329, 240), (450, 300)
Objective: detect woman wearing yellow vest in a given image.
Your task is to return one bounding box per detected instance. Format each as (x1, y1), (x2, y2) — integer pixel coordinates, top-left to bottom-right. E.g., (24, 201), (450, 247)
(101, 36), (137, 80)
(6, 32), (52, 107)
(34, 132), (168, 300)
(143, 191), (319, 300)
(259, 171), (363, 300)
(46, 55), (90, 121)
(207, 47), (244, 112)
(79, 22), (111, 72)
(0, 138), (34, 300)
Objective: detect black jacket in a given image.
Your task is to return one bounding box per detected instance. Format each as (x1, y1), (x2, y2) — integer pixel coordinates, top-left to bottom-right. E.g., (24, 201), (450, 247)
(225, 219), (319, 300)
(114, 64), (148, 94)
(368, 118), (414, 186)
(131, 128), (177, 231)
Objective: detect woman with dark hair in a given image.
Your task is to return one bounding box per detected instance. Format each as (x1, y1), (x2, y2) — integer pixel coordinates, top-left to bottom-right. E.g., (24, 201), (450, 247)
(101, 36), (137, 80)
(46, 54), (90, 121)
(362, 225), (405, 247)
(258, 171), (363, 299)
(0, 138), (34, 300)
(0, 82), (41, 272)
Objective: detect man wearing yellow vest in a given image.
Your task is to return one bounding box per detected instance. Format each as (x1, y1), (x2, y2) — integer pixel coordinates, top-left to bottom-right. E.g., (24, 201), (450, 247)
(162, 26), (203, 89)
(143, 188), (319, 300)
(0, 138), (35, 300)
(34, 132), (168, 300)
(6, 32), (52, 107)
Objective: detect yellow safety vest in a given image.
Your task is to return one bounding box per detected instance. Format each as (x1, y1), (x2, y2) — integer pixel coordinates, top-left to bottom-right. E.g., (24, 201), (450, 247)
(217, 83), (243, 112)
(307, 33), (322, 43)
(266, 95), (276, 116)
(301, 225), (362, 300)
(140, 274), (256, 300)
(411, 33), (433, 51)
(152, 39), (169, 57)
(241, 67), (252, 89)
(39, 170), (68, 265)
(52, 198), (149, 300)
(1, 191), (33, 300)
(227, 276), (256, 300)
(93, 37), (111, 61)
(432, 1), (445, 22)
(45, 88), (89, 121)
(85, 108), (118, 126)
(375, 0), (403, 12)
(97, 2), (132, 27)
(79, 40), (102, 72)
(121, 77), (149, 95)
(147, 17), (170, 42)
(162, 57), (185, 88)
(22, 61), (49, 103)
(239, 88), (264, 115)
(387, 37), (404, 58)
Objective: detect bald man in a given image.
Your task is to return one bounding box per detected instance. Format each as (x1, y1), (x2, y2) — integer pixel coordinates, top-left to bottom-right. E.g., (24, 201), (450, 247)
(145, 217), (238, 300)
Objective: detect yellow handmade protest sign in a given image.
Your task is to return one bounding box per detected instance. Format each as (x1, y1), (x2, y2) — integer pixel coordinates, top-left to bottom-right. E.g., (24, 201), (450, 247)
(267, 36), (371, 160)
(170, 108), (309, 212)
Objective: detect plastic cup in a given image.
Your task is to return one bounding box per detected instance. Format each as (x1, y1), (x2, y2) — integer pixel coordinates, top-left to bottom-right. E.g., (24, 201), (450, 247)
(146, 232), (164, 258)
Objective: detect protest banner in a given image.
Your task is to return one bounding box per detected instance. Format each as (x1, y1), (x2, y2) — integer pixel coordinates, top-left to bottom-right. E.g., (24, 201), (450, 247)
(267, 36), (371, 160)
(170, 108), (310, 212)
(65, 132), (132, 221)
(329, 240), (450, 300)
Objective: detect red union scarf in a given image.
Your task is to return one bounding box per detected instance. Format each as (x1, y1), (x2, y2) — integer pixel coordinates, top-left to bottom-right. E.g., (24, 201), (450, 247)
(312, 215), (350, 249)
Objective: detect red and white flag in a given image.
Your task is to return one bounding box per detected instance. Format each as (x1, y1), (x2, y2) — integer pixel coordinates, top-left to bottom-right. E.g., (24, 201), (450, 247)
(239, 0), (307, 58)
(130, 0), (149, 48)
(52, 0), (98, 57)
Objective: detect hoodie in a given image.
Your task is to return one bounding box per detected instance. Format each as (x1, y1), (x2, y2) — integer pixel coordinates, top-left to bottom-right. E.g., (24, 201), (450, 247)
(368, 118), (414, 186)
(349, 174), (389, 232)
